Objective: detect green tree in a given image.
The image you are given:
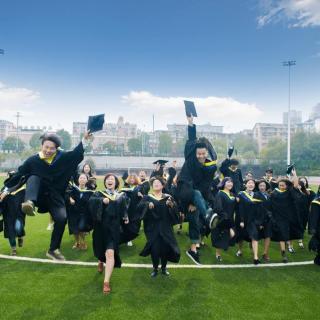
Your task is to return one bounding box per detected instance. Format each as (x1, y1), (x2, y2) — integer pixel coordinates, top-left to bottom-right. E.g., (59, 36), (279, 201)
(127, 138), (141, 154)
(29, 132), (43, 150)
(232, 134), (258, 157)
(173, 137), (187, 156)
(102, 141), (116, 154)
(158, 133), (173, 155)
(2, 136), (25, 152)
(56, 129), (72, 150)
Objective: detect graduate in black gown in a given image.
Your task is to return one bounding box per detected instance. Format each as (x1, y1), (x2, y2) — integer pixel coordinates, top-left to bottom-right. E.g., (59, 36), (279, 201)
(88, 173), (129, 295)
(176, 114), (218, 265)
(139, 177), (180, 277)
(255, 179), (273, 262)
(236, 178), (271, 265)
(1, 131), (92, 260)
(270, 177), (303, 263)
(263, 168), (278, 191)
(66, 173), (94, 250)
(308, 194), (320, 265)
(0, 172), (26, 255)
(220, 158), (244, 194)
(211, 177), (236, 262)
(296, 176), (316, 249)
(120, 173), (145, 246)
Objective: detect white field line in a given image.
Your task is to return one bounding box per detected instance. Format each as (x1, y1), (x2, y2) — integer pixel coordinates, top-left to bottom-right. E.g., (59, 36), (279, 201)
(0, 254), (314, 269)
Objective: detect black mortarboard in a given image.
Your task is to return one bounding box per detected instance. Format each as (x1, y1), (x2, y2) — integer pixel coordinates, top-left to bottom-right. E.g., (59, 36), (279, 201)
(228, 146), (234, 158)
(184, 100), (198, 117)
(153, 159), (168, 166)
(87, 114), (105, 133)
(286, 163), (295, 176)
(265, 168), (273, 174)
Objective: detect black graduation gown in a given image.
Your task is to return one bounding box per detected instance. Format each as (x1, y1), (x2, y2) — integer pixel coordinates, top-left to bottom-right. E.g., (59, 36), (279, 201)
(211, 190), (236, 250)
(296, 189), (316, 231)
(139, 194), (181, 263)
(88, 191), (128, 268)
(236, 191), (269, 242)
(263, 176), (278, 191)
(270, 188), (303, 242)
(2, 186), (26, 240)
(254, 191), (273, 239)
(308, 197), (320, 254)
(177, 124), (217, 211)
(4, 142), (84, 212)
(66, 185), (94, 234)
(119, 184), (144, 243)
(220, 159), (244, 194)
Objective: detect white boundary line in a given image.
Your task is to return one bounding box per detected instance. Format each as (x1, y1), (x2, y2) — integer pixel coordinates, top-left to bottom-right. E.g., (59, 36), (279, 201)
(0, 254), (314, 269)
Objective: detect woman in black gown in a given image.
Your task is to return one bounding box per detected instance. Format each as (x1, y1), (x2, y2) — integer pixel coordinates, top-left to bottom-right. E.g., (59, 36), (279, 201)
(88, 173), (129, 295)
(211, 177), (236, 262)
(139, 177), (180, 277)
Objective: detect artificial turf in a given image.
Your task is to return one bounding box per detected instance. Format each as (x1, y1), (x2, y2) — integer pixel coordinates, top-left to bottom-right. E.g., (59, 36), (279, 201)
(0, 176), (319, 320)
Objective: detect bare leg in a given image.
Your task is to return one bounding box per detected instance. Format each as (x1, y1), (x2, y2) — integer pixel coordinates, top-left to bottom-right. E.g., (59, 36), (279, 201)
(252, 240), (258, 260)
(104, 249), (115, 283)
(263, 238), (271, 256)
(72, 234), (80, 249)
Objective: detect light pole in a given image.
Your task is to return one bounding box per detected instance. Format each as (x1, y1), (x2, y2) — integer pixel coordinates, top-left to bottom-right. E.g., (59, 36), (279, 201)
(283, 60), (296, 166)
(14, 112), (22, 152)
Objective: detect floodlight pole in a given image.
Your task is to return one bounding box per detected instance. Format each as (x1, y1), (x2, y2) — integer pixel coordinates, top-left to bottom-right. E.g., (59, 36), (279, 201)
(283, 60), (296, 166)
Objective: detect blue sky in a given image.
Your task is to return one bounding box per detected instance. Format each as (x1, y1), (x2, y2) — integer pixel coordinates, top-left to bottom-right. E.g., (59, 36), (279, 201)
(0, 0), (319, 132)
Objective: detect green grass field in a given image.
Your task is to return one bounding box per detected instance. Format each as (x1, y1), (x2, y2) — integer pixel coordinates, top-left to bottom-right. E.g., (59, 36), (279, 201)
(0, 176), (320, 320)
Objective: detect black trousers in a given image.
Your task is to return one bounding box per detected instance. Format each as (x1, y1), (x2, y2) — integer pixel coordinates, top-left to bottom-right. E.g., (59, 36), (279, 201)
(150, 236), (168, 270)
(186, 209), (201, 244)
(25, 175), (67, 251)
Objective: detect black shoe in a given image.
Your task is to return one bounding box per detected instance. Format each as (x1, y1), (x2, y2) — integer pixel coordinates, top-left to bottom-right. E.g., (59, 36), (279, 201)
(186, 250), (201, 265)
(253, 259), (261, 265)
(216, 255), (223, 262)
(18, 237), (24, 247)
(46, 249), (66, 261)
(314, 254), (320, 266)
(151, 269), (158, 278)
(161, 268), (170, 276)
(281, 251), (288, 263)
(261, 254), (270, 263)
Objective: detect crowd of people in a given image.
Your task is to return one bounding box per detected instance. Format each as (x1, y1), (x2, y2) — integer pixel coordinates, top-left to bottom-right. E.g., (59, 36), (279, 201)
(1, 114), (320, 295)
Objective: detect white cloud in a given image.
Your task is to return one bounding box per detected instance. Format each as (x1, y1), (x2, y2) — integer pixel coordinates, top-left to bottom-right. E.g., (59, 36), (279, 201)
(0, 81), (40, 118)
(258, 0), (320, 28)
(122, 90), (263, 132)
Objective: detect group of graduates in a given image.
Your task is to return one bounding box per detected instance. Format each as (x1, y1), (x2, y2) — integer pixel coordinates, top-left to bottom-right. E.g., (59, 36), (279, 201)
(1, 114), (320, 296)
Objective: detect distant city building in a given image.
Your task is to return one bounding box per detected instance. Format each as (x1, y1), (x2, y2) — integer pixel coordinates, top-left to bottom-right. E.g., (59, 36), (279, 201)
(310, 103), (320, 121)
(72, 116), (139, 152)
(253, 123), (296, 152)
(0, 120), (15, 143)
(166, 123), (224, 142)
(296, 103), (320, 133)
(283, 110), (302, 126)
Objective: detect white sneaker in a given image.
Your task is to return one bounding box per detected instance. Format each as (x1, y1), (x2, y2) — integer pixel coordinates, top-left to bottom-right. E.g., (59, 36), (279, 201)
(236, 250), (242, 257)
(127, 241), (133, 247)
(46, 223), (54, 231)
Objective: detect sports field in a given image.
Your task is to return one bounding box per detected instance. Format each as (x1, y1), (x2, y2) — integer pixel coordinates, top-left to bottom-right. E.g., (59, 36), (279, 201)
(0, 176), (319, 320)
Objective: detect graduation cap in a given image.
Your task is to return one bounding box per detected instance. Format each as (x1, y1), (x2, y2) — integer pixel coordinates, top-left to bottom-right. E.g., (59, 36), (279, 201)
(228, 146), (234, 158)
(87, 114), (105, 133)
(184, 100), (197, 117)
(286, 163), (295, 176)
(153, 159), (168, 166)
